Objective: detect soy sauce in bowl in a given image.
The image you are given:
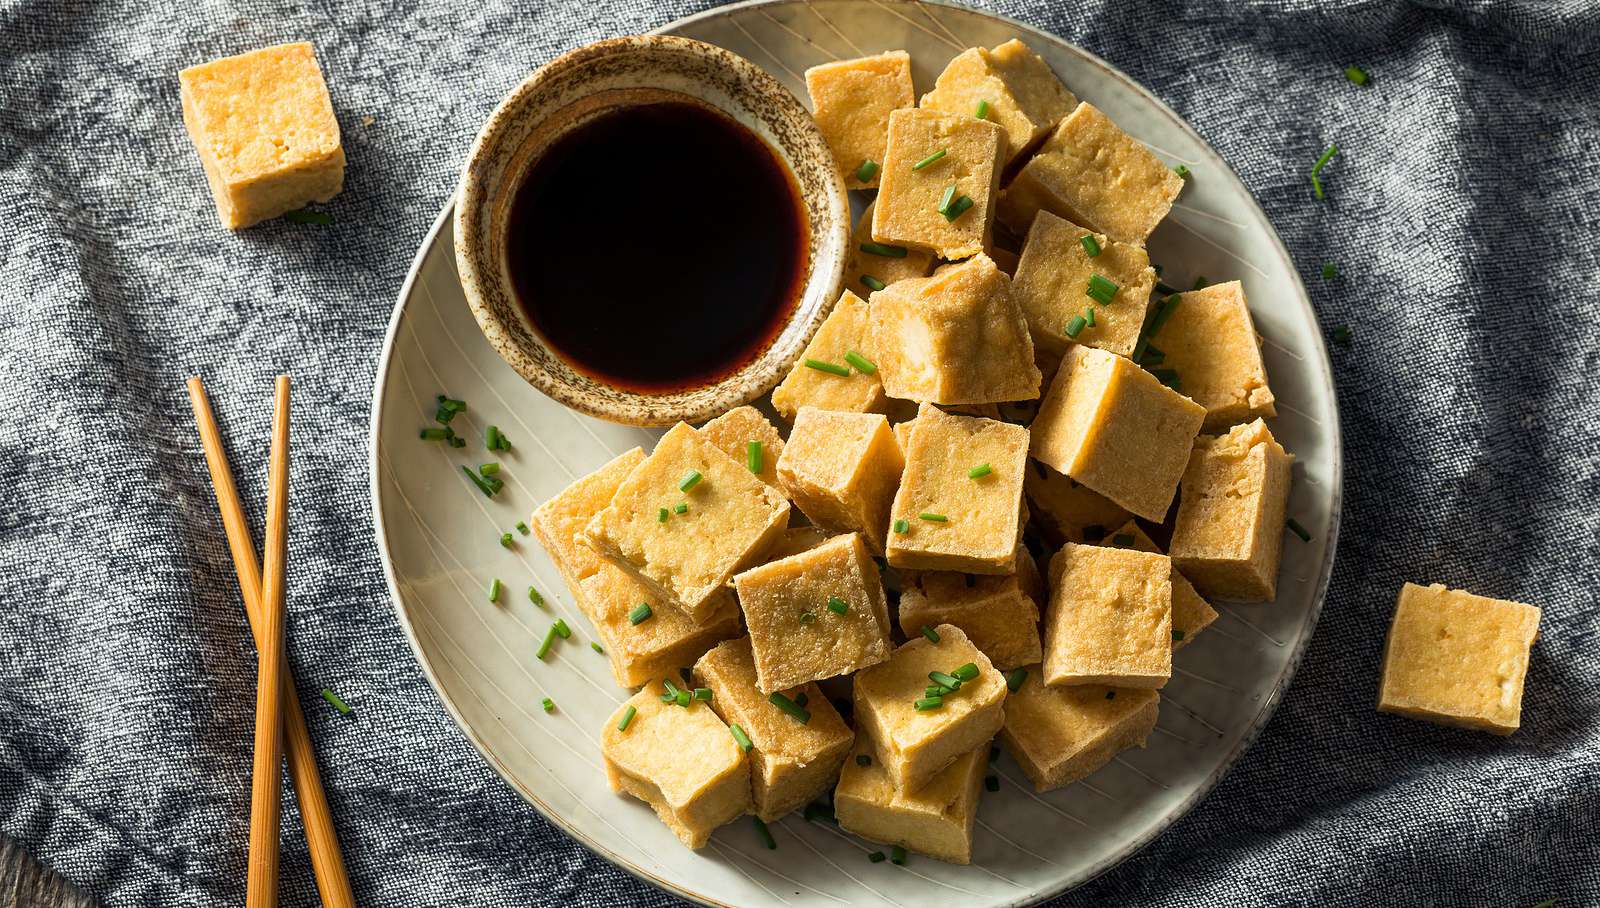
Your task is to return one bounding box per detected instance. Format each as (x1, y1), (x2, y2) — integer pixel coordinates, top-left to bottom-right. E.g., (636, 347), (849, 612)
(504, 98), (809, 395)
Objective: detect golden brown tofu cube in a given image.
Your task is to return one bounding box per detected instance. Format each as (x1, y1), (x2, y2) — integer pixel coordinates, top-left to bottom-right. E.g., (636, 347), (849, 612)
(887, 405), (1029, 574)
(845, 201), (936, 296)
(869, 254), (1041, 405)
(1012, 211), (1155, 357)
(1103, 520), (1217, 649)
(873, 108), (1004, 259)
(834, 738), (986, 864)
(777, 408), (903, 553)
(897, 568), (1042, 669)
(805, 51), (915, 189)
(853, 624), (1007, 792)
(998, 668), (1158, 791)
(1030, 345), (1206, 522)
(1043, 543), (1172, 688)
(692, 637), (855, 820)
(584, 423), (790, 622)
(1024, 460), (1132, 547)
(179, 42), (345, 229)
(531, 449), (740, 688)
(1169, 419), (1293, 602)
(698, 405), (785, 489)
(601, 682), (751, 849)
(1377, 583), (1541, 736)
(771, 291), (888, 420)
(1144, 281), (1275, 432)
(919, 39), (1077, 165)
(733, 533), (892, 693)
(999, 102), (1183, 244)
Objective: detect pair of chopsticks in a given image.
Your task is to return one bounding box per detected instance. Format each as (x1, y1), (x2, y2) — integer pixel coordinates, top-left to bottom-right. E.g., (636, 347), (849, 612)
(188, 377), (355, 908)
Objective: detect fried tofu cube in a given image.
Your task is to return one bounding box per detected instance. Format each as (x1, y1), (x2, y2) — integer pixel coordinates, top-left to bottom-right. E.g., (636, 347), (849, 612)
(1103, 520), (1217, 649)
(919, 39), (1078, 165)
(853, 624), (1007, 792)
(845, 201), (936, 295)
(873, 108), (1004, 259)
(998, 668), (1158, 791)
(999, 102), (1182, 244)
(887, 406), (1029, 574)
(897, 567), (1042, 669)
(777, 408), (903, 553)
(1144, 281), (1275, 432)
(1377, 583), (1541, 736)
(1169, 419), (1293, 602)
(698, 405), (785, 489)
(179, 42), (345, 230)
(692, 637), (855, 820)
(733, 533), (892, 692)
(834, 738), (986, 864)
(869, 254), (1041, 405)
(1043, 543), (1172, 688)
(531, 449), (740, 687)
(1012, 211), (1155, 357)
(771, 291), (888, 420)
(805, 51), (916, 189)
(584, 423), (790, 622)
(601, 682), (751, 849)
(1030, 345), (1206, 522)
(1024, 460), (1132, 547)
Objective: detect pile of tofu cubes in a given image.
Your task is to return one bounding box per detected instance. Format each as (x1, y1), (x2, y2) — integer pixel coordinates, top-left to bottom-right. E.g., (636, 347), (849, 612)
(531, 39), (1294, 863)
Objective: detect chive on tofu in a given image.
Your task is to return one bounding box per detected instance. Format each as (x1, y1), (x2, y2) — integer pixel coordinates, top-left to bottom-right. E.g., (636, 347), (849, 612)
(872, 108), (1005, 260)
(1376, 583), (1541, 736)
(897, 552), (1045, 670)
(834, 737), (987, 864)
(918, 39), (1078, 165)
(1144, 281), (1277, 432)
(1024, 460), (1132, 548)
(1012, 211), (1156, 357)
(998, 669), (1159, 792)
(584, 423), (790, 622)
(698, 405), (786, 489)
(692, 637), (855, 821)
(1000, 101), (1184, 244)
(804, 51), (915, 190)
(771, 291), (888, 420)
(601, 681), (751, 849)
(1043, 543), (1173, 689)
(844, 201), (935, 294)
(1030, 345), (1206, 522)
(1169, 419), (1293, 602)
(1103, 519), (1218, 649)
(178, 42), (345, 229)
(777, 408), (903, 553)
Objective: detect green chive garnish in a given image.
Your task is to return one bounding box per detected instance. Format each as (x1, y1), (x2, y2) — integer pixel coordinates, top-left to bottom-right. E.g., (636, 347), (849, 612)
(1287, 517), (1312, 542)
(499, 532), (513, 548)
(485, 425), (500, 450)
(1065, 315), (1087, 338)
(461, 465), (498, 497)
(768, 691), (812, 724)
(1173, 629), (1186, 641)
(1173, 163), (1191, 179)
(419, 427), (450, 440)
(674, 502), (688, 515)
(488, 578), (502, 603)
(860, 241), (908, 258)
(678, 469), (702, 492)
(449, 436), (466, 448)
(844, 350), (877, 374)
(914, 696), (943, 710)
(952, 662), (979, 681)
(436, 396), (466, 412)
(890, 846), (908, 865)
(1152, 367), (1181, 390)
(799, 611), (817, 625)
(985, 775), (999, 792)
(1147, 294), (1181, 336)
(658, 507), (669, 523)
(1086, 273), (1119, 305)
(918, 512), (947, 522)
(516, 521), (529, 535)
(661, 678), (680, 702)
(892, 518), (909, 534)
(912, 149), (947, 170)
(920, 625), (940, 643)
(1332, 324), (1352, 346)
(553, 619), (571, 639)
(928, 671), (962, 690)
(856, 754), (871, 767)
(628, 603), (653, 625)
(1140, 343), (1165, 366)
(856, 159), (880, 182)
(618, 705), (636, 731)
(283, 208), (331, 225)
(730, 723), (752, 752)
(1193, 275), (1208, 291)
(936, 183), (957, 214)
(536, 625), (557, 660)
(1112, 532), (1135, 546)
(479, 462), (500, 476)
(1085, 305), (1096, 327)
(860, 275), (887, 292)
(528, 586), (545, 608)
(804, 358), (851, 377)
(968, 463), (992, 479)
(869, 851), (887, 864)
(753, 817), (777, 850)
(975, 99), (991, 119)
(675, 689), (691, 708)
(941, 195), (974, 221)
(925, 685), (952, 698)
(591, 641), (604, 653)
(694, 687), (712, 701)
(827, 596), (849, 615)
(1344, 65), (1370, 86)
(320, 688), (352, 714)
(747, 440), (763, 474)
(1079, 234), (1101, 257)
(1321, 262), (1338, 280)
(1005, 668), (1028, 692)
(542, 697), (555, 713)
(1311, 143), (1338, 200)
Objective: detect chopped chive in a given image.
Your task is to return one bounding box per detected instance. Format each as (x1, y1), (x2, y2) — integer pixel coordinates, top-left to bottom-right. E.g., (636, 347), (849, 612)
(892, 518), (910, 534)
(912, 149), (947, 170)
(618, 705), (637, 731)
(448, 436), (466, 448)
(967, 463), (992, 479)
(941, 194), (974, 222)
(1085, 305), (1096, 327)
(985, 775), (1000, 792)
(936, 183), (958, 215)
(1147, 294), (1181, 336)
(952, 662), (979, 681)
(1332, 324), (1352, 346)
(658, 507), (669, 523)
(283, 208), (331, 225)
(890, 846), (907, 866)
(920, 625), (940, 643)
(694, 687), (713, 701)
(860, 274), (887, 292)
(747, 440), (763, 474)
(1173, 629), (1186, 641)
(628, 603), (653, 625)
(859, 241), (908, 258)
(674, 502), (688, 515)
(914, 696), (943, 710)
(1005, 667), (1028, 692)
(419, 427), (451, 440)
(928, 670), (962, 690)
(536, 625), (557, 660)
(804, 358), (852, 377)
(1140, 343), (1165, 366)
(1344, 65), (1370, 86)
(437, 396), (466, 412)
(553, 619), (571, 639)
(1112, 532), (1135, 546)
(798, 611), (817, 625)
(918, 512), (948, 523)
(1193, 275), (1208, 290)
(869, 851), (887, 864)
(461, 465), (498, 497)
(1152, 367), (1181, 390)
(1311, 143), (1339, 200)
(678, 469), (703, 492)
(1106, 690), (1116, 700)
(1321, 262), (1338, 280)
(1173, 163), (1191, 179)
(844, 350), (877, 374)
(320, 688), (352, 715)
(479, 462), (500, 476)
(1086, 273), (1119, 305)
(974, 98), (992, 119)
(768, 691), (812, 724)
(542, 697), (555, 713)
(924, 684), (951, 698)
(827, 596), (850, 615)
(1079, 233), (1102, 257)
(485, 425), (500, 450)
(856, 159), (880, 182)
(516, 520), (529, 535)
(528, 586), (545, 608)
(488, 578), (503, 603)
(856, 753), (872, 767)
(675, 688), (691, 708)
(590, 641), (604, 653)
(661, 678), (680, 701)
(730, 723), (753, 752)
(1287, 517), (1312, 542)
(1064, 314), (1087, 338)
(499, 532), (513, 548)
(1082, 524), (1106, 542)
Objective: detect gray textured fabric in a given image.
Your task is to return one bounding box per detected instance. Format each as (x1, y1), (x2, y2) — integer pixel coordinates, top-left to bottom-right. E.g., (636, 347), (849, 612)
(2, 0), (1598, 906)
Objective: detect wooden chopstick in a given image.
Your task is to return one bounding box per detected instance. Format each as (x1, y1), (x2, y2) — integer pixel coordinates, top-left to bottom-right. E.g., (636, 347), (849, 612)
(247, 375), (291, 908)
(187, 378), (355, 908)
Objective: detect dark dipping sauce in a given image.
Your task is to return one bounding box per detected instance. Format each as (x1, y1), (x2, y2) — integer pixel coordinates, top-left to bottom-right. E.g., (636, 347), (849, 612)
(505, 98), (808, 394)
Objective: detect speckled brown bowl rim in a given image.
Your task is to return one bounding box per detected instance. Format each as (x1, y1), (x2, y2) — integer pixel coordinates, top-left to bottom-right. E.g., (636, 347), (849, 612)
(454, 34), (850, 427)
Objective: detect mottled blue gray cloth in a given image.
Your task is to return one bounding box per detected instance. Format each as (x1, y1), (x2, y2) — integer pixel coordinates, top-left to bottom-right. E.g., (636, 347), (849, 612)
(2, 0), (1597, 906)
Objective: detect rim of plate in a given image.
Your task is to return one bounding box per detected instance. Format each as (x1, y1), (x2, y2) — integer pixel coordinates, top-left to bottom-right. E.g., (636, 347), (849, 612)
(367, 2), (1344, 904)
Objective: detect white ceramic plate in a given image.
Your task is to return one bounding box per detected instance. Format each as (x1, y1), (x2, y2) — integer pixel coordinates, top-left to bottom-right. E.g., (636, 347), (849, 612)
(368, 2), (1343, 904)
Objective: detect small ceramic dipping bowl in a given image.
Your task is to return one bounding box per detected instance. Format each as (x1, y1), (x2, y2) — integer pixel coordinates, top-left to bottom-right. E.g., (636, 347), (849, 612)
(454, 35), (850, 427)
